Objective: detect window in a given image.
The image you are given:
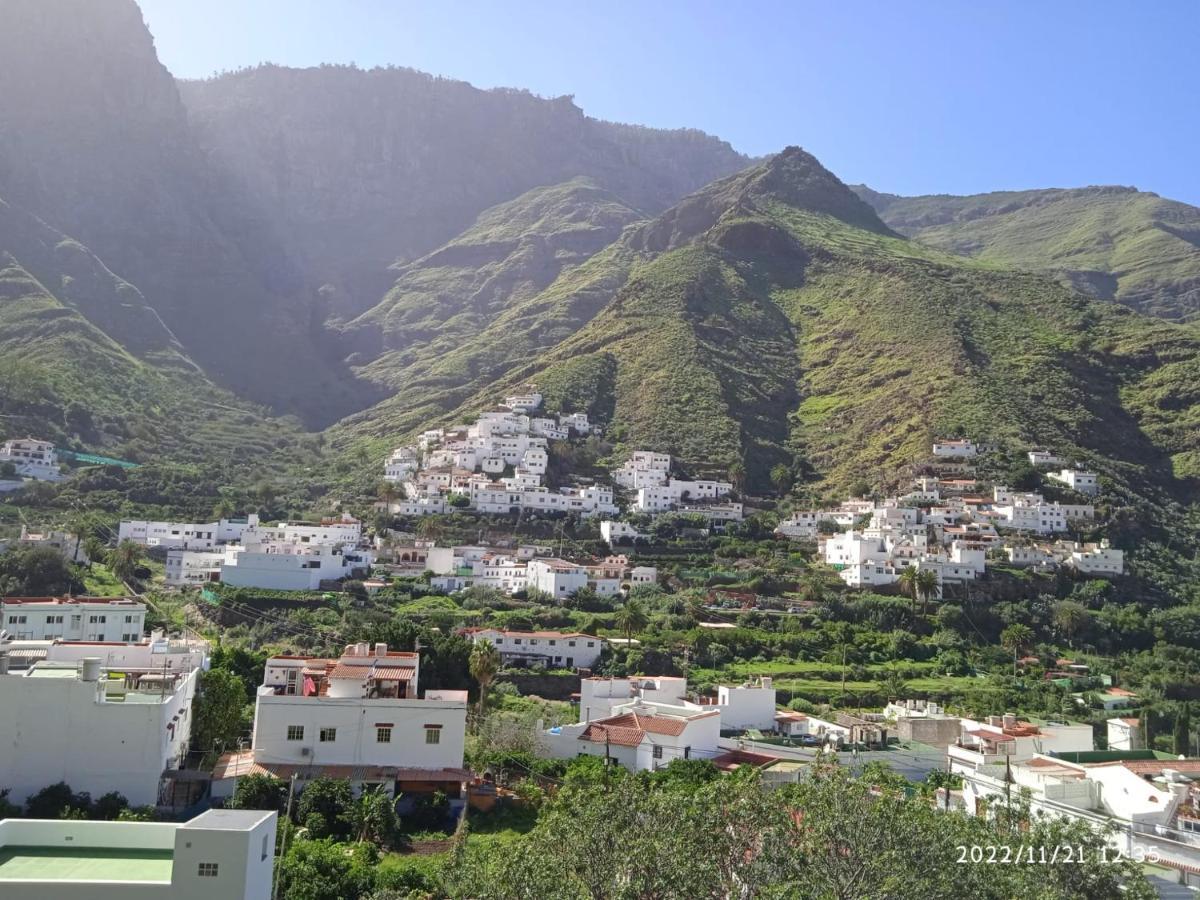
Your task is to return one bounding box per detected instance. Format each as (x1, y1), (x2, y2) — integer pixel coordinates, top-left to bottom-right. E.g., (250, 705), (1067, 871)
(319, 727), (337, 743)
(286, 725), (304, 741)
(652, 745), (663, 759)
(683, 746), (691, 759)
(425, 727), (441, 745)
(376, 726), (392, 743)
(47, 615), (63, 624)
(7, 615), (26, 624)
(548, 639), (557, 646)
(568, 640), (576, 647)
(89, 614), (106, 624)
(262, 835), (269, 861)
(586, 641), (595, 648)
(198, 862), (219, 877)
(125, 614), (135, 623)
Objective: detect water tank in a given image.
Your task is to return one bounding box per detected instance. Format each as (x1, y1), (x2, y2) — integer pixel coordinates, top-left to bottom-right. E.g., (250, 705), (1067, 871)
(80, 657), (102, 682)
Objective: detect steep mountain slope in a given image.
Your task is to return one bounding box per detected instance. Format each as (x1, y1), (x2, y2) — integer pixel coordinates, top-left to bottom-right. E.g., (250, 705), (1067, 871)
(0, 240), (304, 466)
(340, 178), (645, 363)
(178, 64), (751, 318)
(336, 149), (1200, 508)
(854, 185), (1200, 322)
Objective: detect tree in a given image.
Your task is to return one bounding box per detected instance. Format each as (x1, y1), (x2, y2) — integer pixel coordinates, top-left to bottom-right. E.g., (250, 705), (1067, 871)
(877, 667), (909, 701)
(415, 516), (445, 542)
(231, 773), (289, 813)
(614, 598), (649, 642)
(296, 778), (355, 840)
(897, 566), (919, 617)
(1053, 599), (1091, 648)
(770, 463), (792, 495)
(469, 639), (500, 719)
(1000, 623), (1034, 676)
(276, 838), (377, 900)
(916, 568), (939, 615)
(0, 545), (82, 595)
(93, 791), (129, 820)
(82, 536), (106, 568)
(1174, 703), (1192, 757)
(106, 539), (143, 583)
(192, 668), (248, 761)
(348, 785), (398, 846)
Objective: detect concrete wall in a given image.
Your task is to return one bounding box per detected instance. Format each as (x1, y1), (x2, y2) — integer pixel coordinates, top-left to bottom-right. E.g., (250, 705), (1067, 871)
(251, 695), (466, 768)
(0, 668), (197, 806)
(895, 716), (962, 748)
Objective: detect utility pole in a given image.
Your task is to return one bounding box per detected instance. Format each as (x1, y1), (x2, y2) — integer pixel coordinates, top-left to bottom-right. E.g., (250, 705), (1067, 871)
(273, 772), (298, 900)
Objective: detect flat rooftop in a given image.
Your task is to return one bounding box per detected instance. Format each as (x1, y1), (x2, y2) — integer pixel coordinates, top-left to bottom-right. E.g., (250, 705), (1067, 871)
(0, 846), (173, 882)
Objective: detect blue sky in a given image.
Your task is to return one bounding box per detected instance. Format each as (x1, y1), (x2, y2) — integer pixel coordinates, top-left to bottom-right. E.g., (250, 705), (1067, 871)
(138, 1), (1200, 204)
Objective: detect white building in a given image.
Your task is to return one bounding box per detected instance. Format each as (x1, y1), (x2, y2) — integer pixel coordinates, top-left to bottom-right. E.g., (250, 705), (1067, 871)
(633, 478), (734, 514)
(578, 675), (689, 721)
(0, 438), (61, 481)
(932, 439), (977, 458)
(1107, 717), (1143, 751)
(525, 557), (590, 599)
(213, 643), (468, 802)
(466, 629), (604, 670)
(0, 655), (199, 806)
(957, 754), (1200, 877)
(165, 549), (226, 586)
(612, 451), (671, 490)
(503, 391), (543, 413)
(218, 537), (372, 591)
(1068, 541), (1124, 575)
(275, 513), (362, 548)
(714, 678), (777, 731)
(946, 714), (1094, 777)
(118, 515), (260, 550)
(1048, 468), (1100, 496)
(600, 520), (646, 545)
(2, 596), (145, 642)
(1, 526), (87, 564)
(1028, 450), (1065, 467)
(0, 809), (277, 900)
(542, 699), (723, 772)
(629, 566), (657, 586)
(775, 511), (822, 540)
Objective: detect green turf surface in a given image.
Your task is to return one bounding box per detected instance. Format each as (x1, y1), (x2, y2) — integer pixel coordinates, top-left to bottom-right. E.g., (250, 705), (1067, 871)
(0, 846), (173, 881)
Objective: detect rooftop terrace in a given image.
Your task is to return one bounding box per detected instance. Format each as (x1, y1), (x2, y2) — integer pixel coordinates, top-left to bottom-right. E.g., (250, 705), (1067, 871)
(0, 846), (173, 882)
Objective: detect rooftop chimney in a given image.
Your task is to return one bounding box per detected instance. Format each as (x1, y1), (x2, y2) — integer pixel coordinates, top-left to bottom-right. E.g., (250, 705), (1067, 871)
(374, 643), (387, 657)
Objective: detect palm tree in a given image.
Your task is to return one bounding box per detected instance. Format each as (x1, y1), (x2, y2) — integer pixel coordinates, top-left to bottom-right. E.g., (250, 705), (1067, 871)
(377, 480), (399, 509)
(770, 463), (792, 496)
(614, 598), (650, 642)
(468, 640), (500, 721)
(66, 516), (89, 564)
(82, 536), (106, 569)
(916, 569), (939, 616)
(898, 566), (919, 618)
(416, 516), (445, 543)
(107, 539), (143, 584)
(1052, 599), (1090, 649)
(1000, 623), (1034, 676)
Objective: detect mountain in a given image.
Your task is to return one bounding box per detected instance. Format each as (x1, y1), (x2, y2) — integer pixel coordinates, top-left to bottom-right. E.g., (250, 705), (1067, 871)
(0, 0), (368, 426)
(178, 64), (751, 320)
(854, 185), (1200, 322)
(335, 148), (1200, 510)
(0, 207), (304, 466)
(0, 0), (750, 429)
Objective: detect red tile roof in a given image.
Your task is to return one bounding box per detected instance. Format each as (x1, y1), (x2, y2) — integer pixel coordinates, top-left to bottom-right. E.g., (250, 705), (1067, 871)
(578, 711), (698, 746)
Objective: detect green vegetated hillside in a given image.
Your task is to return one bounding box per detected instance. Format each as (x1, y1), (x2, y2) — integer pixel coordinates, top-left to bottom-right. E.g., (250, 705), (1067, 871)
(337, 149), (1200, 512)
(855, 185), (1200, 322)
(0, 207), (308, 467)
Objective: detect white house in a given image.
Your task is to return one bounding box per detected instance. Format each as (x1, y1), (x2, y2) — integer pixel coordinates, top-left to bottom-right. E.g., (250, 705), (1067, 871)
(946, 714), (1094, 777)
(1048, 468), (1100, 496)
(542, 699), (723, 772)
(1028, 450), (1065, 467)
(118, 514), (261, 550)
(932, 439), (977, 458)
(466, 629), (604, 669)
(578, 675), (689, 721)
(600, 520), (646, 545)
(629, 566), (657, 586)
(0, 438), (61, 481)
(0, 809), (277, 900)
(775, 511), (822, 539)
(0, 632), (209, 675)
(275, 513), (362, 548)
(0, 655), (199, 806)
(2, 526), (87, 563)
(1068, 541), (1124, 575)
(612, 451), (671, 490)
(714, 678), (777, 731)
(957, 754), (1200, 876)
(1107, 717), (1143, 751)
(503, 391), (543, 413)
(525, 557), (589, 599)
(213, 643), (468, 802)
(2, 596), (145, 642)
(165, 549), (226, 586)
(218, 537), (373, 591)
